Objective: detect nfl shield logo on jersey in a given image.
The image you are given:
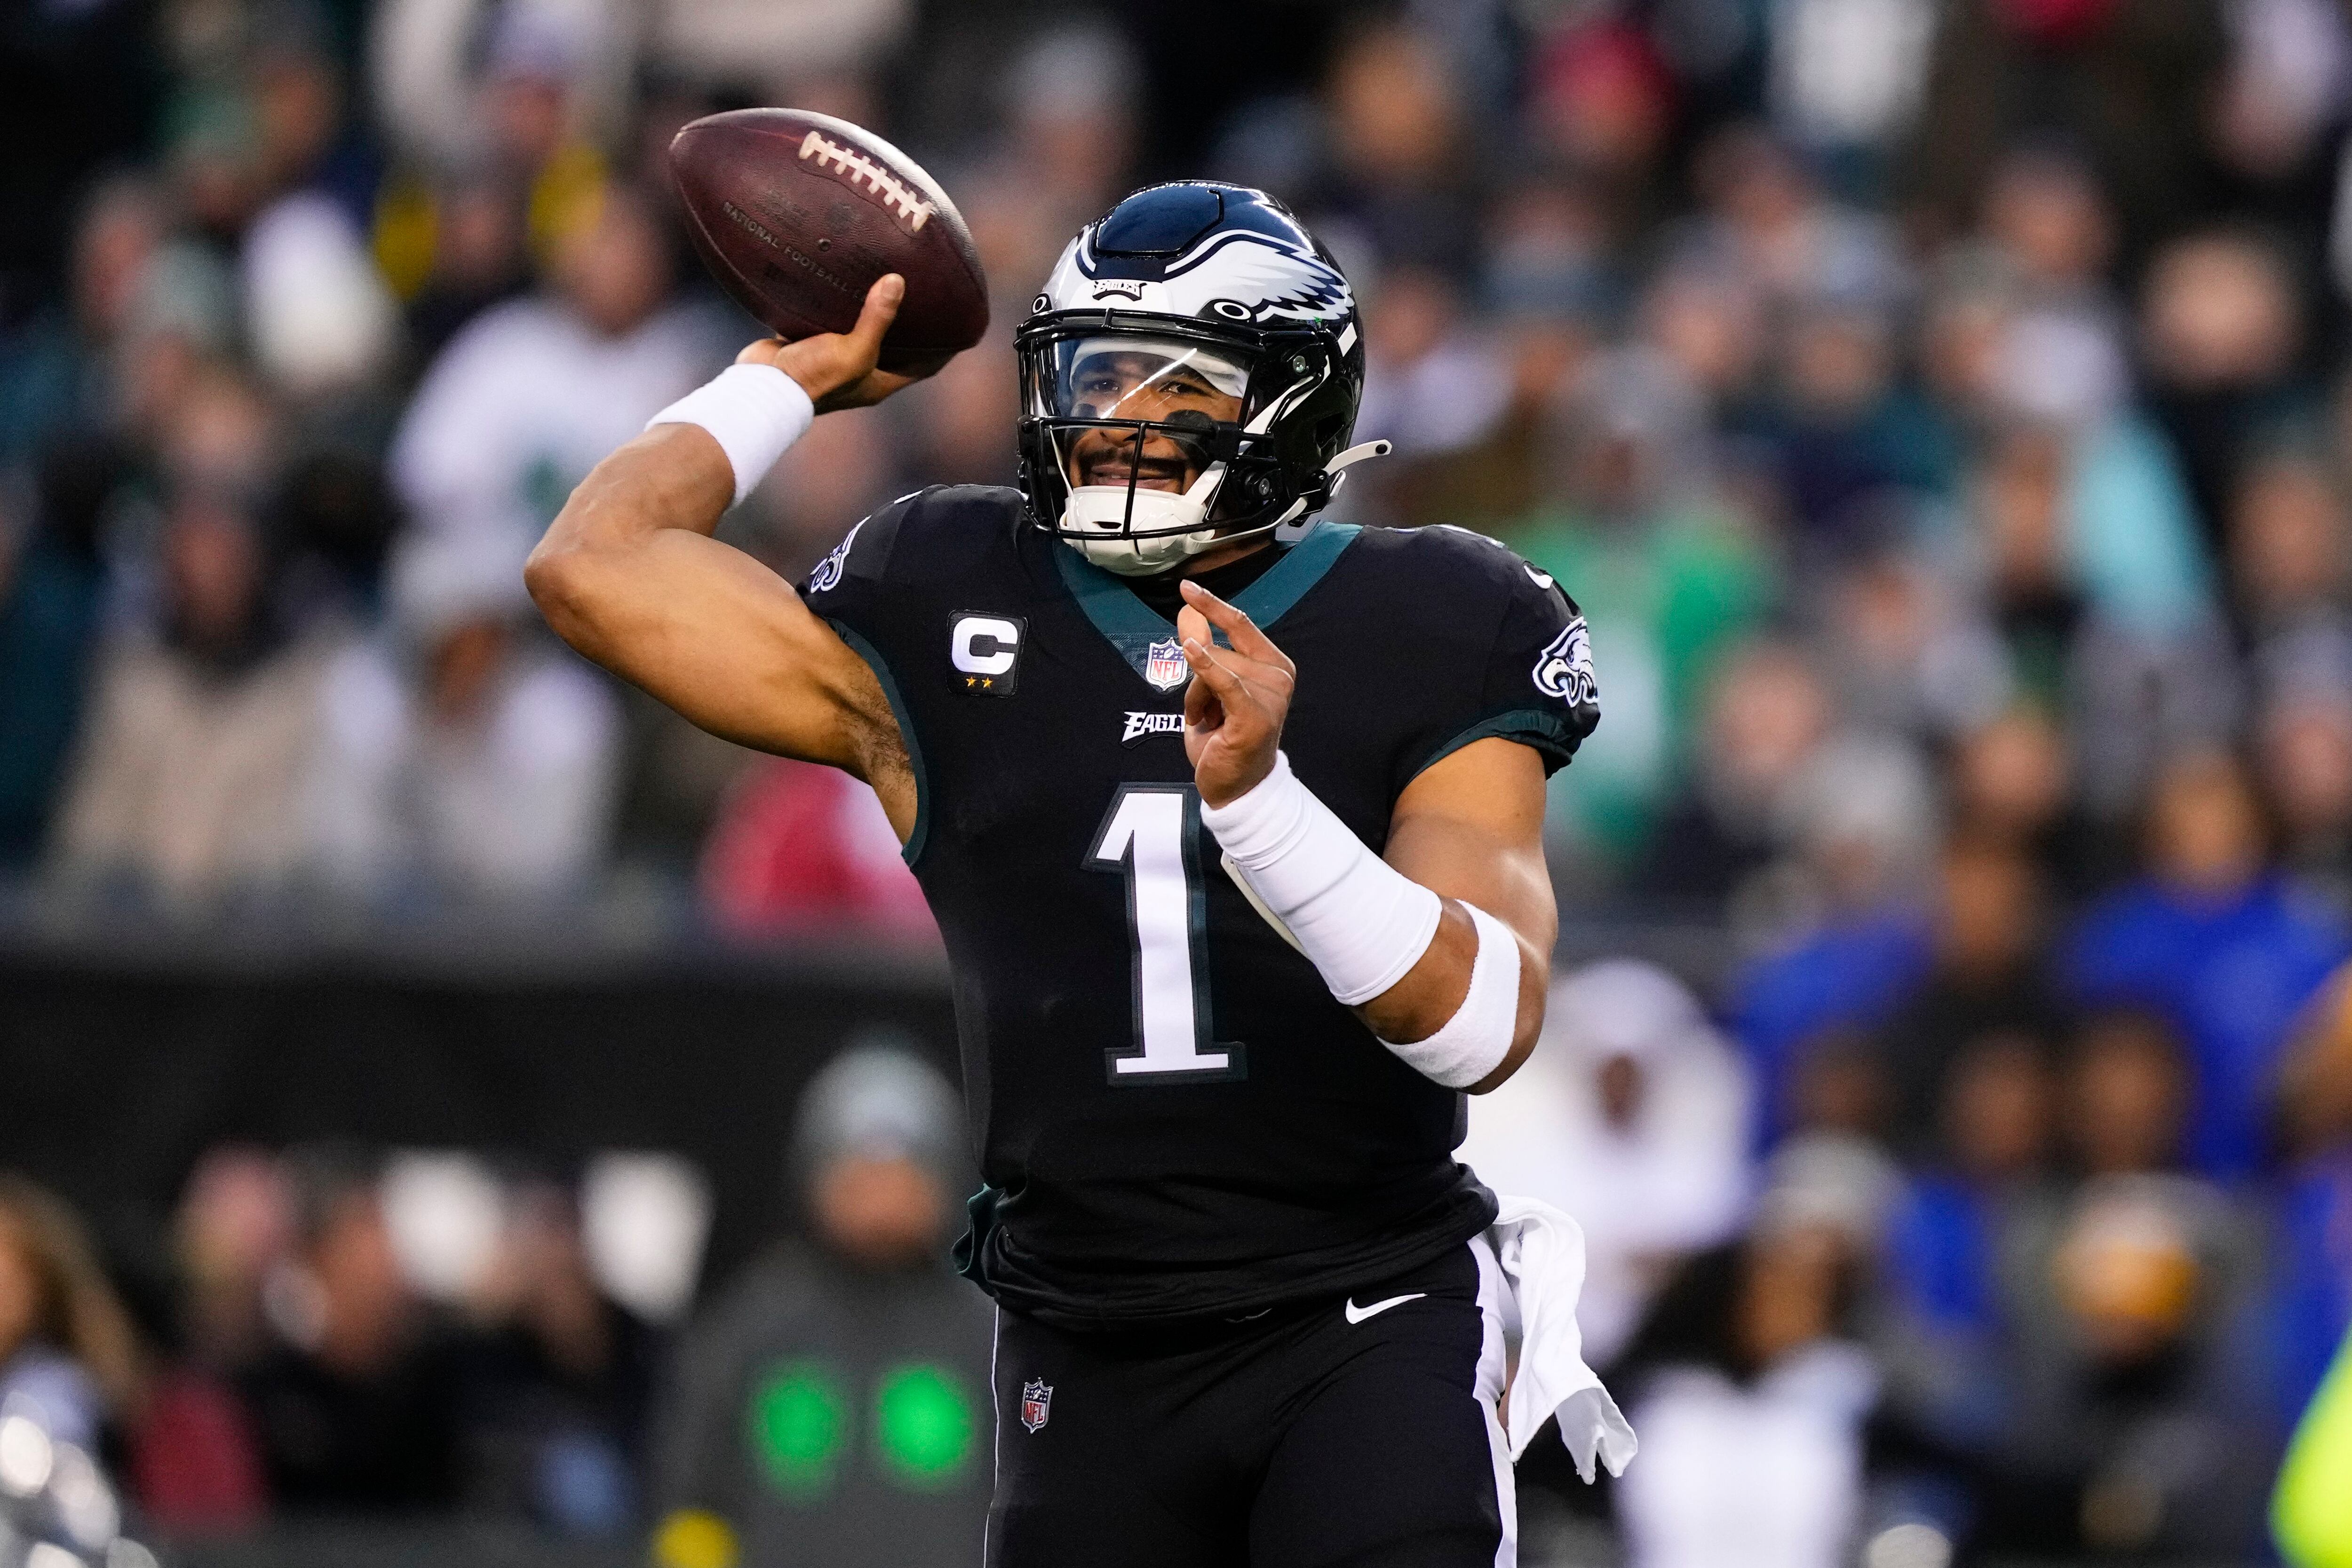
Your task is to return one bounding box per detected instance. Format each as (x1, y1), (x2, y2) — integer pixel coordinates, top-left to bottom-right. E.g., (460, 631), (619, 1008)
(1020, 1378), (1053, 1433)
(1144, 637), (1189, 691)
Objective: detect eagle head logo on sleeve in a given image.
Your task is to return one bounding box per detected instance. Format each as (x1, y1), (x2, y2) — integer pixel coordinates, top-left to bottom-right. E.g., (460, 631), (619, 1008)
(1533, 617), (1598, 708)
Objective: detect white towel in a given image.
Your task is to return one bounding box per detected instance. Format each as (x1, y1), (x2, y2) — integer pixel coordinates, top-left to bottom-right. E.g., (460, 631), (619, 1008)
(1486, 1193), (1639, 1482)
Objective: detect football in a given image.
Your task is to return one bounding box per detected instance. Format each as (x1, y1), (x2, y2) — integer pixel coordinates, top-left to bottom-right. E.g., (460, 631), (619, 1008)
(667, 108), (990, 372)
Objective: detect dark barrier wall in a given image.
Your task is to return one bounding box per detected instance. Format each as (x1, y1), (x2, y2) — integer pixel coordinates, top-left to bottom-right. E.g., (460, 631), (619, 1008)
(0, 930), (961, 1308)
(0, 910), (1724, 1321)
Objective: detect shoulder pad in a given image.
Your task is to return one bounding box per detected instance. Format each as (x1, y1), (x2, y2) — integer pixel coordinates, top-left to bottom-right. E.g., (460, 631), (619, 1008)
(805, 484), (1025, 596)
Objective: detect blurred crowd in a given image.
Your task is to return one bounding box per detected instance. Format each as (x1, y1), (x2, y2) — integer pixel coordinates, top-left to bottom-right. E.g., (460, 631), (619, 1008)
(0, 1046), (989, 1564)
(10, 0), (2352, 1561)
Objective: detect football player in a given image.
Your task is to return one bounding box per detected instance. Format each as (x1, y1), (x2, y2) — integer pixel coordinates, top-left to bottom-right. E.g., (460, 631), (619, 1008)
(529, 182), (1628, 1566)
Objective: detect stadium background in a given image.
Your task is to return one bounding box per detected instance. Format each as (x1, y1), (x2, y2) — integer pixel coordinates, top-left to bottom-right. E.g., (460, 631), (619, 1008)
(6, 0), (2352, 1563)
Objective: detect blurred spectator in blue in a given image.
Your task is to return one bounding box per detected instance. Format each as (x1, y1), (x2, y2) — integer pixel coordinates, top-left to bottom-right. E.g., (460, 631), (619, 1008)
(0, 442), (118, 870)
(1879, 1033), (2061, 1441)
(1464, 959), (1752, 1368)
(236, 1147), (467, 1512)
(462, 1179), (660, 1536)
(0, 1175), (143, 1456)
(1874, 838), (2062, 1155)
(650, 1045), (989, 1568)
(2062, 749), (2349, 1177)
(389, 181), (721, 557)
(2269, 966), (2352, 1417)
(1712, 661), (1938, 1143)
(310, 527), (620, 903)
(1976, 1013), (2274, 1556)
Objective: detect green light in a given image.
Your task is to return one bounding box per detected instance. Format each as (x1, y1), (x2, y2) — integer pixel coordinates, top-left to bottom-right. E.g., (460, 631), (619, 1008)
(872, 1363), (975, 1488)
(747, 1360), (847, 1498)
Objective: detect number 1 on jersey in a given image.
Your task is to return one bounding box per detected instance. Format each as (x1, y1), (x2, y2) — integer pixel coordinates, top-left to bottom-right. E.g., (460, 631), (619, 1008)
(1086, 785), (1244, 1083)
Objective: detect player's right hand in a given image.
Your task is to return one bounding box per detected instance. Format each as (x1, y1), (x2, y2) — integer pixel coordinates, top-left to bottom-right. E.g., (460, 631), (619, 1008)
(1178, 580), (1296, 808)
(737, 274), (940, 414)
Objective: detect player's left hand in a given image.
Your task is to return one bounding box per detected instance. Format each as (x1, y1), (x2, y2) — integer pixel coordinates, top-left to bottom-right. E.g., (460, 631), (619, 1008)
(1177, 579), (1295, 808)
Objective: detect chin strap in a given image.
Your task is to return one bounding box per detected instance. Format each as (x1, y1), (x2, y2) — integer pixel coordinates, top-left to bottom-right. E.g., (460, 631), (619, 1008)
(1068, 436), (1398, 569)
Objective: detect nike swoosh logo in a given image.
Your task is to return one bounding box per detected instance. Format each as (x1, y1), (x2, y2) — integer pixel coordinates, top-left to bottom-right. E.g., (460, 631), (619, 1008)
(1344, 1292), (1426, 1325)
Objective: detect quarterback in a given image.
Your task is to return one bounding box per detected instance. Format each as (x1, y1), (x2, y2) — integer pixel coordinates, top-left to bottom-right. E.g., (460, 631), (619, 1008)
(529, 183), (1630, 1566)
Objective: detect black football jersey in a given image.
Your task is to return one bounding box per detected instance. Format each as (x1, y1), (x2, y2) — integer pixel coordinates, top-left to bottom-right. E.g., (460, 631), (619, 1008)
(803, 486), (1598, 1331)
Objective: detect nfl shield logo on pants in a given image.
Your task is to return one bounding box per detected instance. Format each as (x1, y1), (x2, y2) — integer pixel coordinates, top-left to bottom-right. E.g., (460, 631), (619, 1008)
(1144, 637), (1188, 691)
(1020, 1378), (1052, 1433)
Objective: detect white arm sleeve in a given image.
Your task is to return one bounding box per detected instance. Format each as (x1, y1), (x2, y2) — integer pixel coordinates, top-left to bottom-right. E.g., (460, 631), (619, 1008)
(645, 364), (815, 506)
(1202, 752), (1521, 1087)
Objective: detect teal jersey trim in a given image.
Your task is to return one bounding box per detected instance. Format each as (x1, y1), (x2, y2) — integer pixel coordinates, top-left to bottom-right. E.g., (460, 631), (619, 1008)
(1050, 522), (1362, 688)
(1411, 707), (1587, 781)
(825, 619), (931, 867)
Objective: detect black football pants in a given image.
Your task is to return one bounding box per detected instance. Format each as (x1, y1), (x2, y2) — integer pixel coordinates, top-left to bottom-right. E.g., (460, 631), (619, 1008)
(985, 1243), (1511, 1568)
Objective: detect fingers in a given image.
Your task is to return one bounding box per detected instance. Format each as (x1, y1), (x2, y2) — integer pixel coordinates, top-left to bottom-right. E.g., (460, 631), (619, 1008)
(1175, 602), (1210, 651)
(1179, 579), (1292, 669)
(1181, 637), (1248, 704)
(845, 274), (906, 358)
(1183, 657), (1221, 726)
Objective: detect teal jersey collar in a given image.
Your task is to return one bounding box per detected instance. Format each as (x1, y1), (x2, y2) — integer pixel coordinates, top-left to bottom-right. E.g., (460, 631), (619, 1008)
(1050, 522), (1361, 689)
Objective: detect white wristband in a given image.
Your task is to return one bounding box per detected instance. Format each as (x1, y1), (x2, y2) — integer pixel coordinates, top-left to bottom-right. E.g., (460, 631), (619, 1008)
(646, 363), (814, 506)
(1203, 752), (1442, 1007)
(1378, 902), (1521, 1089)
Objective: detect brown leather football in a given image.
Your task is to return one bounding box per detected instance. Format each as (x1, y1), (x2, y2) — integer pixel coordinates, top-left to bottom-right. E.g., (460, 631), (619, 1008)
(667, 108), (989, 372)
